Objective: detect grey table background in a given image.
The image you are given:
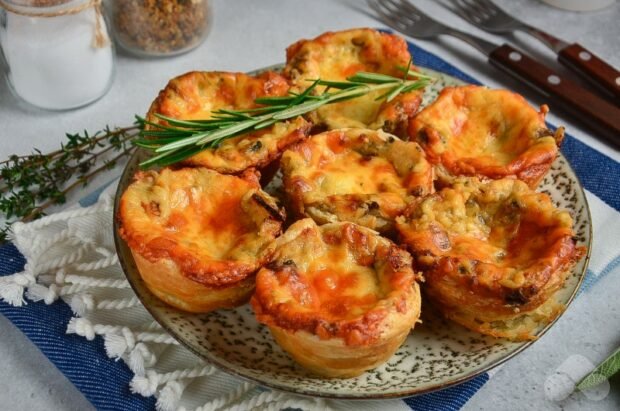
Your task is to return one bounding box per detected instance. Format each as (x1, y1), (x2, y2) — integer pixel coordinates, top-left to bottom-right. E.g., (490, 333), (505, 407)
(0, 0), (618, 410)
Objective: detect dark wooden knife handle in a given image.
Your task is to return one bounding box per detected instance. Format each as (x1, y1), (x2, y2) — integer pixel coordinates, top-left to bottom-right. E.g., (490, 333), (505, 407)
(558, 43), (620, 103)
(489, 44), (620, 148)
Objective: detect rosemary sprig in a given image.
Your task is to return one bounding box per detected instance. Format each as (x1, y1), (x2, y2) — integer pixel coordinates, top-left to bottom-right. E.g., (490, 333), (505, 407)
(137, 66), (434, 168)
(0, 125), (138, 242)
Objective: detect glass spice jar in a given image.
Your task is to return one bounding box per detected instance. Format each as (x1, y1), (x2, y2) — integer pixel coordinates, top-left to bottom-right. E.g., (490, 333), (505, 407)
(0, 0), (115, 110)
(109, 0), (210, 57)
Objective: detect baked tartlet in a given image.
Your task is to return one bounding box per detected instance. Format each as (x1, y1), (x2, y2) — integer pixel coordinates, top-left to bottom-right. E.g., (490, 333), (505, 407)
(281, 128), (433, 234)
(146, 71), (311, 174)
(118, 167), (285, 313)
(396, 178), (584, 340)
(408, 85), (563, 188)
(252, 218), (422, 378)
(283, 28), (423, 138)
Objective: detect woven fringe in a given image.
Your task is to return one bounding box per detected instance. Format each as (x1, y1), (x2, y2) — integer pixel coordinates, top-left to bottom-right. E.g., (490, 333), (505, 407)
(2, 191), (332, 411)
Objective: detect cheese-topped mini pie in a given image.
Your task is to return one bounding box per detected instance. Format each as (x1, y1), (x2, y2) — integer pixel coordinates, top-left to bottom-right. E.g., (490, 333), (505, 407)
(118, 168), (285, 313)
(146, 71), (311, 174)
(408, 85), (563, 188)
(396, 178), (584, 340)
(283, 28), (423, 138)
(281, 128), (433, 234)
(252, 218), (422, 378)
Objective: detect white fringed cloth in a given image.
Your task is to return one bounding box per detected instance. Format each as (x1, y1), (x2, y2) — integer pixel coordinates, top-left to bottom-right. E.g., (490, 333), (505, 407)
(1, 185), (415, 411)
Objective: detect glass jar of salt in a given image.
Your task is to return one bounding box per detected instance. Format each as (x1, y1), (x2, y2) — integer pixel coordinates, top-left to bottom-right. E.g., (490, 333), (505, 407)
(0, 0), (114, 110)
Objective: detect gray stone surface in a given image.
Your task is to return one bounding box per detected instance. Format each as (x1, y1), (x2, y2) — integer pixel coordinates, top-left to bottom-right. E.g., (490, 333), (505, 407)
(0, 314), (94, 411)
(0, 0), (618, 410)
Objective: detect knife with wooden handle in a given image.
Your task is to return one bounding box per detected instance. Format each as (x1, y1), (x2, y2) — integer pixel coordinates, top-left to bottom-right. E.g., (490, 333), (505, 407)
(488, 44), (620, 148)
(557, 43), (620, 103)
(518, 24), (620, 105)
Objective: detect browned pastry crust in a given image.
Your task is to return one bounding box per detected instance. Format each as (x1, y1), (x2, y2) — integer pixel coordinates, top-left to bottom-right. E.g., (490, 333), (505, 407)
(396, 178), (584, 340)
(283, 28), (423, 138)
(281, 128), (434, 234)
(408, 85), (563, 188)
(146, 71), (311, 174)
(252, 218), (422, 378)
(132, 253), (256, 314)
(118, 167), (285, 313)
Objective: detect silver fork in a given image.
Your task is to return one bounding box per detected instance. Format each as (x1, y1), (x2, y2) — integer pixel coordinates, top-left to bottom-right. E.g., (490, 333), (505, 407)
(445, 0), (620, 103)
(367, 0), (620, 148)
(369, 0), (497, 54)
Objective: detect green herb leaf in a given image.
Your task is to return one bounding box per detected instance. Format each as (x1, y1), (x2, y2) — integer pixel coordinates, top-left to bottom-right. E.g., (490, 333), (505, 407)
(136, 117), (180, 132)
(577, 347), (620, 391)
(272, 99), (326, 120)
(152, 114), (220, 129)
(347, 72), (401, 84)
(288, 79), (321, 107)
(212, 109), (255, 120)
(386, 84), (407, 102)
(315, 79), (362, 89)
(196, 119), (261, 145)
(235, 105), (289, 114)
(141, 145), (204, 168)
(253, 118), (279, 130)
(138, 130), (195, 137)
(155, 134), (208, 152)
(401, 80), (430, 94)
(254, 96), (297, 105)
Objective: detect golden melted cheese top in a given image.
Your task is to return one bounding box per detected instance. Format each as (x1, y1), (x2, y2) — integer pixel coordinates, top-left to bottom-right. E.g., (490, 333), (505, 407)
(409, 86), (560, 186)
(281, 129), (433, 232)
(254, 218), (414, 322)
(284, 28), (422, 135)
(397, 178), (577, 287)
(314, 149), (405, 197)
(146, 71), (310, 173)
(119, 168), (283, 285)
(252, 218), (420, 346)
(291, 130), (409, 198)
(397, 178), (583, 333)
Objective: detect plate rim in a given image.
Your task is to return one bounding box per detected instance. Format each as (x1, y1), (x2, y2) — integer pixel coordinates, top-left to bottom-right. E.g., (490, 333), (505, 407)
(113, 66), (592, 400)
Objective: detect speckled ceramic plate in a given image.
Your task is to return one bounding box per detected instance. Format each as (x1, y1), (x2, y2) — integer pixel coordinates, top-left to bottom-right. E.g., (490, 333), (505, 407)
(113, 67), (592, 399)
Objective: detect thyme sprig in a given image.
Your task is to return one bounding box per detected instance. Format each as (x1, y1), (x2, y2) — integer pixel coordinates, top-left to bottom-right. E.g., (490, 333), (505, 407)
(0, 126), (138, 242)
(136, 66), (433, 168)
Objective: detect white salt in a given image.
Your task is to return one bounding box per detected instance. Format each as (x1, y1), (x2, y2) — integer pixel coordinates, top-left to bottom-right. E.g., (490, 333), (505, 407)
(1, 6), (114, 110)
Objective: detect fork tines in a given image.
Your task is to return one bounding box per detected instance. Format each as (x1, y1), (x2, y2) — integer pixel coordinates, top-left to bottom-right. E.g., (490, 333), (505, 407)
(368, 0), (446, 37)
(445, 0), (520, 31)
